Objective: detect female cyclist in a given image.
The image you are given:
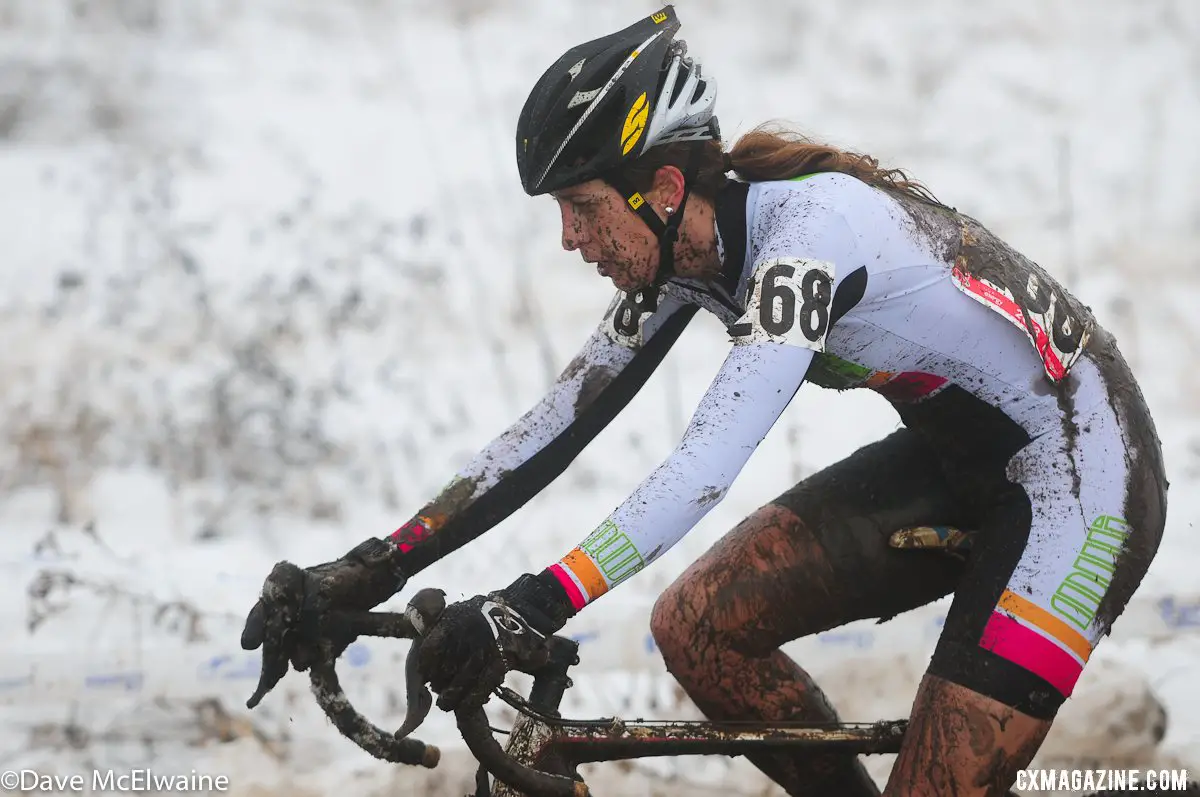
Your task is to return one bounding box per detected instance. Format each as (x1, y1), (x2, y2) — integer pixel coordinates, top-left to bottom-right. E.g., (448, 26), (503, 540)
(241, 7), (1168, 795)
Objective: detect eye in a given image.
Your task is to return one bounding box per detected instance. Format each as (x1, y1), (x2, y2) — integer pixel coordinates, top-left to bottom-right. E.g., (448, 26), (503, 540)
(553, 195), (587, 210)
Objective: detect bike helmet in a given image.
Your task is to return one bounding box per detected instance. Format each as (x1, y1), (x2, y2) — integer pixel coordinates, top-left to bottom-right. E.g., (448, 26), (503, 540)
(516, 5), (720, 284)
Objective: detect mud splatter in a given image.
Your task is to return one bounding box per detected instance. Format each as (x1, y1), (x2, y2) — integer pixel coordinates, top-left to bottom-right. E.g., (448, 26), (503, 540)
(903, 204), (1102, 503)
(965, 702), (998, 756)
(646, 430), (987, 796)
(1051, 377), (1083, 502)
(694, 484), (725, 508)
(574, 364), (619, 415)
(649, 504), (883, 796)
(891, 676), (1049, 796)
(888, 679), (961, 795)
(952, 215), (1092, 334)
(1081, 327), (1169, 634)
(559, 350), (591, 383)
(419, 473), (490, 530)
(889, 192), (963, 263)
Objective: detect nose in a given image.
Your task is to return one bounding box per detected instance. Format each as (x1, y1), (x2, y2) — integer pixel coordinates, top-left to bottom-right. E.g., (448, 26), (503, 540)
(557, 199), (586, 252)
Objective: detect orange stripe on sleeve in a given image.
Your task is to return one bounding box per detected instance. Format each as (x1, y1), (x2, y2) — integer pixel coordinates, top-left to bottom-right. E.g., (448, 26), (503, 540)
(997, 589), (1093, 663)
(560, 548), (609, 602)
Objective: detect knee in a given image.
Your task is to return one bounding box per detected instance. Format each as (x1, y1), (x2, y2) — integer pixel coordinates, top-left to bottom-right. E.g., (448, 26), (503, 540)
(649, 576), (699, 664)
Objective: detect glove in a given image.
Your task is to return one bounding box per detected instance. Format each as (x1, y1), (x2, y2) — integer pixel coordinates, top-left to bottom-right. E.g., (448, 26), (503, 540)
(241, 536), (409, 708)
(418, 570), (576, 711)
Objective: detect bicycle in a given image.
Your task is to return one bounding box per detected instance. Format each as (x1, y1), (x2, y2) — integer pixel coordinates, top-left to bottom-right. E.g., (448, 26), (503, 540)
(267, 526), (1199, 797)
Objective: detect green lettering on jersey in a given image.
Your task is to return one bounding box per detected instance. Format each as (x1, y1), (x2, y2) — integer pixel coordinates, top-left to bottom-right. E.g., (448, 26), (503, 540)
(1050, 515), (1130, 632)
(580, 520), (646, 587)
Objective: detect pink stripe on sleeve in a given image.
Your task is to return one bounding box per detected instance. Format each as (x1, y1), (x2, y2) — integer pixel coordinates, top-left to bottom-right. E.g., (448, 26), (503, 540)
(548, 563), (588, 611)
(979, 611), (1083, 697)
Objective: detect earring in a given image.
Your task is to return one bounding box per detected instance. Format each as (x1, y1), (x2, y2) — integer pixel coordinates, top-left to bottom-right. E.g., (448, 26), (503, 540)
(664, 205), (675, 215)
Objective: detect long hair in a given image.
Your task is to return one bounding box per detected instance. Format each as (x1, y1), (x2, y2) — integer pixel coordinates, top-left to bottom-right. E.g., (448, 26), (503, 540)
(611, 122), (943, 206)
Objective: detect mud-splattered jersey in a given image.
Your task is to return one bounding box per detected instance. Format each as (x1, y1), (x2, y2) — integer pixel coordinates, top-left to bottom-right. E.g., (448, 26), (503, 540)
(393, 172), (1101, 612)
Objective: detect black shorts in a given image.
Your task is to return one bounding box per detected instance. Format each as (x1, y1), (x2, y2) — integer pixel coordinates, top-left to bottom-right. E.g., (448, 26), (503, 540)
(770, 350), (1167, 720)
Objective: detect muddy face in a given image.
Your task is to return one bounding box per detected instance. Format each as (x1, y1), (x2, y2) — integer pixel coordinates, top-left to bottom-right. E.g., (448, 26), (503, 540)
(553, 179), (660, 292)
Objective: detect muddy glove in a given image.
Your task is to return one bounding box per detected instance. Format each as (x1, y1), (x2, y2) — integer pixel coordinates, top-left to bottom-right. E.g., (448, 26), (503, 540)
(418, 571), (576, 711)
(240, 536), (409, 708)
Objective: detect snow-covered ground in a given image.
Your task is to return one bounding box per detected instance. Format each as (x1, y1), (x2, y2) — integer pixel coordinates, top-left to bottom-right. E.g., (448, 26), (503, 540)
(1, 1), (1197, 794)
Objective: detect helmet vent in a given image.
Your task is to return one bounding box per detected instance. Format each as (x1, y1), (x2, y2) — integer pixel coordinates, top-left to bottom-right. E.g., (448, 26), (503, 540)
(568, 87), (601, 109)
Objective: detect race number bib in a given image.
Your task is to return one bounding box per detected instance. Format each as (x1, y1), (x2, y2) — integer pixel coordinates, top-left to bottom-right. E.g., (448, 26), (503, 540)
(602, 286), (660, 348)
(729, 258), (835, 352)
(951, 227), (1092, 382)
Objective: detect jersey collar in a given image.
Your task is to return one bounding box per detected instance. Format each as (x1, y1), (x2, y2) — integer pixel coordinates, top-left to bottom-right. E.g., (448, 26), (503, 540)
(713, 178), (750, 296)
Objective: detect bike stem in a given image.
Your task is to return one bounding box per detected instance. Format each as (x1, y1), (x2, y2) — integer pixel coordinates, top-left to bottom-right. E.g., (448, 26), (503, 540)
(526, 635), (581, 717)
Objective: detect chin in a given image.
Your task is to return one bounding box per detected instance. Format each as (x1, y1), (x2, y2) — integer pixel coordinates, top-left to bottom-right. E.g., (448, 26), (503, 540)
(612, 274), (650, 293)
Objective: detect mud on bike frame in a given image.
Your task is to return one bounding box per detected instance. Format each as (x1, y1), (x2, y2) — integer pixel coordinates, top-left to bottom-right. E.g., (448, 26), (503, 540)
(304, 597), (918, 797)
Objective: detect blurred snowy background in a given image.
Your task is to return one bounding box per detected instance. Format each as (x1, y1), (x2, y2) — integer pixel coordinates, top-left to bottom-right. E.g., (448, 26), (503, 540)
(0, 1), (1197, 794)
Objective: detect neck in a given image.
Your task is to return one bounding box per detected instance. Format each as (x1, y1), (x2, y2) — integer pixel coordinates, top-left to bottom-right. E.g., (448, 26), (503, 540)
(669, 196), (722, 281)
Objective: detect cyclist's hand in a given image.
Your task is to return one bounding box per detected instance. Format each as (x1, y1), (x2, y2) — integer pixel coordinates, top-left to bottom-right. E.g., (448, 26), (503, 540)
(417, 571), (578, 711)
(418, 578), (570, 712)
(240, 537), (409, 709)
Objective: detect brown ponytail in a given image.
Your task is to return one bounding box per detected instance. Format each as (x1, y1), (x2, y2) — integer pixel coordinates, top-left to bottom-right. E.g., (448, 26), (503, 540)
(610, 122), (942, 207)
(726, 122), (943, 205)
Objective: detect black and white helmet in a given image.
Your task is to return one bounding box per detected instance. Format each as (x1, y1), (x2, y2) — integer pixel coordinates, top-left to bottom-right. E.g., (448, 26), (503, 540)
(516, 5), (718, 197)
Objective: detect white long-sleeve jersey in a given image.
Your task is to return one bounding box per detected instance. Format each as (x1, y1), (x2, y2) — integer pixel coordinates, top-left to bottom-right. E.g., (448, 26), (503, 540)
(394, 172), (1101, 613)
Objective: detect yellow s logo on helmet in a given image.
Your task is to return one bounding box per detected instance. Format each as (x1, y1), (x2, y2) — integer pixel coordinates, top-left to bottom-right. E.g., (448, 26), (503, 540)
(621, 91), (649, 156)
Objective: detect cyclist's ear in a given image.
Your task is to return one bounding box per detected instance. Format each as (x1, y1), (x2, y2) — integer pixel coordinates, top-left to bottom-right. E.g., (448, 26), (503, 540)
(646, 164), (686, 215)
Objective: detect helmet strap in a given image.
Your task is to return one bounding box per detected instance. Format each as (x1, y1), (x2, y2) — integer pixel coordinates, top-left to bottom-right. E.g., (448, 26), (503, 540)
(604, 140), (705, 288)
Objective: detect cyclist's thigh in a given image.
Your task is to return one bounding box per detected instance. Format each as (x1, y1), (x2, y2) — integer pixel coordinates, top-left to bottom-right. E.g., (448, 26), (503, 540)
(928, 351), (1168, 720)
(669, 427), (975, 655)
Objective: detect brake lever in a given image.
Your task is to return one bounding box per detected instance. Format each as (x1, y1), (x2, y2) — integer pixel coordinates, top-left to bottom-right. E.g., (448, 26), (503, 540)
(393, 588), (446, 738)
(245, 562), (308, 709)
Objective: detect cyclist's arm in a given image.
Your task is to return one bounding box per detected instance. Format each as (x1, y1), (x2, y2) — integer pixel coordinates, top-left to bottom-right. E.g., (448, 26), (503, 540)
(542, 200), (865, 612)
(391, 289), (698, 575)
(545, 338), (815, 610)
